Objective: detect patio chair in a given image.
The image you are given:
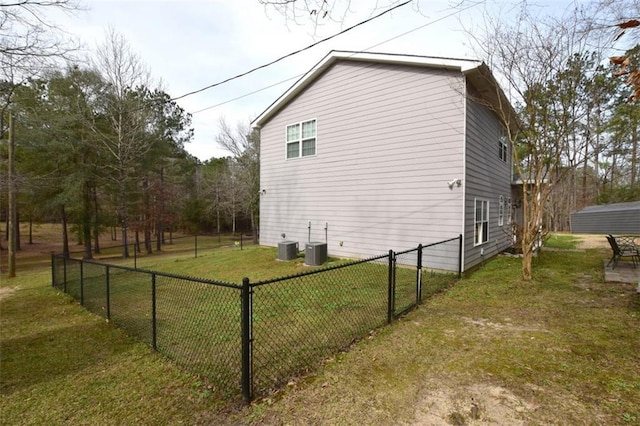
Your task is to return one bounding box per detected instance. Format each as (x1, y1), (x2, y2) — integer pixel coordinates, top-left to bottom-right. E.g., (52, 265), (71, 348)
(606, 235), (639, 269)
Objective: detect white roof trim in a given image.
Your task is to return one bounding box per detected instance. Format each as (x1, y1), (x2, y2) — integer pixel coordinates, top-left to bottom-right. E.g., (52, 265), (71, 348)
(252, 50), (483, 128)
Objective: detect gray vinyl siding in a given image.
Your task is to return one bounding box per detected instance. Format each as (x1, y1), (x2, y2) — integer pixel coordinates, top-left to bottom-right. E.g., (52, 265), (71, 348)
(259, 61), (466, 266)
(570, 202), (640, 234)
(463, 97), (513, 270)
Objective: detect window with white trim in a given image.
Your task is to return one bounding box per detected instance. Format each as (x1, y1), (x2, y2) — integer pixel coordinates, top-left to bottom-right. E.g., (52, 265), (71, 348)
(498, 195), (505, 226)
(474, 199), (489, 245)
(286, 119), (316, 159)
(507, 197), (512, 224)
(498, 126), (508, 162)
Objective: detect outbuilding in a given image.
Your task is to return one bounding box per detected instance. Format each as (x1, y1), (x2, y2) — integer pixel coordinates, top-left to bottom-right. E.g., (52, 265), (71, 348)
(570, 201), (640, 234)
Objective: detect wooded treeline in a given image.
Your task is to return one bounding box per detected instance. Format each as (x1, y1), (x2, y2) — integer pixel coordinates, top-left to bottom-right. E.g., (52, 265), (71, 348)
(1, 27), (259, 264)
(540, 47), (640, 232)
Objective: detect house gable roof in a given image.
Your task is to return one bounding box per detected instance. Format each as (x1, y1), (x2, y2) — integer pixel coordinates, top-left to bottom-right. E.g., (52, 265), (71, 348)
(251, 50), (518, 130)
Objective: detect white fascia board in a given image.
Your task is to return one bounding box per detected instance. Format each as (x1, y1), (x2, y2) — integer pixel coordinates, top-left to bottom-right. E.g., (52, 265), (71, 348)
(335, 51), (482, 71)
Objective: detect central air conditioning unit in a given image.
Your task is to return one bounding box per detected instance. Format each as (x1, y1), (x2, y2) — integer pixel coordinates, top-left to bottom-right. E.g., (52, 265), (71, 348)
(305, 242), (327, 266)
(277, 241), (298, 261)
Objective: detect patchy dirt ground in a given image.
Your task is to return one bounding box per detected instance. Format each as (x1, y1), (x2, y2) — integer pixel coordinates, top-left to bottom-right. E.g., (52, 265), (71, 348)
(0, 286), (16, 300)
(410, 382), (539, 425)
(573, 234), (609, 250)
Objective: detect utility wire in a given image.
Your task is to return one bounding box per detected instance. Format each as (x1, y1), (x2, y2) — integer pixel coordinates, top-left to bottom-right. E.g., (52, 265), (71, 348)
(190, 74), (303, 114)
(171, 0), (411, 102)
(189, 0), (482, 116)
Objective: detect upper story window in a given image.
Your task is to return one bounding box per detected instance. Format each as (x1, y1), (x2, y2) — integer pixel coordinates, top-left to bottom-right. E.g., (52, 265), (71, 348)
(498, 126), (508, 162)
(286, 119), (316, 159)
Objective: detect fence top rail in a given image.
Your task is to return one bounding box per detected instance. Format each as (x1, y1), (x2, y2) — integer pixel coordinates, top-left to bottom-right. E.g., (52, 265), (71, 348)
(421, 235), (461, 249)
(393, 236), (461, 256)
(54, 254), (242, 290)
(395, 247), (419, 256)
(251, 252), (390, 287)
(54, 235), (460, 290)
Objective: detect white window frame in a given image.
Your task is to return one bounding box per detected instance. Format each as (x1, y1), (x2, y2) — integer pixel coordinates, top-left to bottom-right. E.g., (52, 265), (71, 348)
(286, 119), (316, 159)
(474, 198), (489, 246)
(507, 197), (512, 224)
(498, 195), (504, 227)
(498, 126), (508, 162)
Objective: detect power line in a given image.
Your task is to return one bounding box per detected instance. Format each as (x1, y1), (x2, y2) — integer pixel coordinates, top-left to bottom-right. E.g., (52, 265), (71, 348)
(190, 74), (303, 115)
(189, 0), (482, 116)
(171, 0), (412, 103)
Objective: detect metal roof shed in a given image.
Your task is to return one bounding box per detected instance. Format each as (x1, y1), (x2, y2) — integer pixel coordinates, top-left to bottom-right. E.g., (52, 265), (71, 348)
(570, 201), (640, 234)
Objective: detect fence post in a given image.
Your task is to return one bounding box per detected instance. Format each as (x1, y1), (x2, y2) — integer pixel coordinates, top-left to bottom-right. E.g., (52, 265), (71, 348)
(105, 265), (111, 321)
(416, 244), (423, 304)
(80, 260), (84, 305)
(240, 234), (243, 250)
(241, 277), (253, 404)
(387, 250), (395, 324)
(134, 244), (137, 269)
(457, 234), (463, 278)
(195, 234), (198, 258)
(151, 273), (157, 351)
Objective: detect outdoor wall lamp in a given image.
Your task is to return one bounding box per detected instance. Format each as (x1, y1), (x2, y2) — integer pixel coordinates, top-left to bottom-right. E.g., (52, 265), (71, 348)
(447, 179), (462, 189)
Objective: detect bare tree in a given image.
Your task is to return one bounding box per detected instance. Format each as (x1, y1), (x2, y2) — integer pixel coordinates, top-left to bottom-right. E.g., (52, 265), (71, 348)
(465, 2), (614, 280)
(1, 0), (82, 121)
(216, 117), (260, 241)
(256, 0), (434, 31)
(91, 28), (155, 258)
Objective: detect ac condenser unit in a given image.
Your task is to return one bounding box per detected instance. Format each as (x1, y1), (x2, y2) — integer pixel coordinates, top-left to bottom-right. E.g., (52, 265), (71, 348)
(277, 241), (298, 261)
(305, 242), (327, 266)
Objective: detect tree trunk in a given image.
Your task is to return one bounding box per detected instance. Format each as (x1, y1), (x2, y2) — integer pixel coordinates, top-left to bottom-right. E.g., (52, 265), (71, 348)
(582, 111), (590, 207)
(119, 166), (129, 259)
(520, 187), (533, 281)
(61, 204), (70, 258)
(216, 187), (221, 235)
(145, 229), (152, 254)
(82, 181), (93, 260)
(92, 186), (101, 254)
(135, 230), (140, 254)
(7, 113), (16, 277)
(15, 210), (20, 251)
(156, 168), (164, 252)
(143, 177), (152, 254)
(631, 119), (638, 188)
(251, 210), (258, 244)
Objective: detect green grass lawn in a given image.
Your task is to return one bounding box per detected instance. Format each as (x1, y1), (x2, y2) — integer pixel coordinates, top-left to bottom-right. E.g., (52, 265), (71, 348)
(2, 238), (638, 424)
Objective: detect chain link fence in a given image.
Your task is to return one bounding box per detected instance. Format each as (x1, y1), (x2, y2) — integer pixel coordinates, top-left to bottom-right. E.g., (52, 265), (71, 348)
(52, 235), (462, 403)
(250, 254), (390, 394)
(52, 258), (243, 397)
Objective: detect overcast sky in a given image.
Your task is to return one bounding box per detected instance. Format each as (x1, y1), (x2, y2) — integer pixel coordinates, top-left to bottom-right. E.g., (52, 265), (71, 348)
(45, 0), (570, 161)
